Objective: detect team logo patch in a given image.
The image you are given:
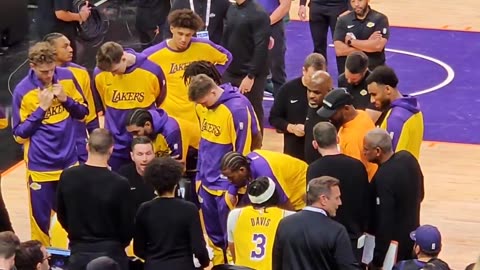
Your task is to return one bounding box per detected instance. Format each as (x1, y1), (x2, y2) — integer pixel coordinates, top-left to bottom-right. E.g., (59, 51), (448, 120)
(360, 89), (368, 96)
(30, 182), (42, 191)
(367, 22), (375, 28)
(382, 28), (388, 34)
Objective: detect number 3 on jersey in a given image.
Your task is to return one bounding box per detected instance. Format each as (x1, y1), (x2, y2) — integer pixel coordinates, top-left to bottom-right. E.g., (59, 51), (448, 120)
(250, 233), (266, 260)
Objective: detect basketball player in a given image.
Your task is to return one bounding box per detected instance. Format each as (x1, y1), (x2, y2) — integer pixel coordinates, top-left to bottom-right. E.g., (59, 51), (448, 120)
(12, 42), (88, 246)
(44, 32), (99, 163)
(366, 66), (424, 159)
(143, 9), (232, 125)
(94, 41), (166, 171)
(125, 108), (200, 164)
(188, 74), (257, 265)
(183, 60), (262, 150)
(227, 177), (295, 270)
(221, 150), (307, 211)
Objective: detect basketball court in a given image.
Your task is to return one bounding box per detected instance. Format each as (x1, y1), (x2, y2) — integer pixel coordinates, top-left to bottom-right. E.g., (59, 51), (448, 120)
(1, 0), (479, 269)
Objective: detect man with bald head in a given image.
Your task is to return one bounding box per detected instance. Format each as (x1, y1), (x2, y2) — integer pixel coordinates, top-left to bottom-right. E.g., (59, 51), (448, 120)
(57, 128), (134, 270)
(304, 70), (333, 163)
(363, 128), (424, 269)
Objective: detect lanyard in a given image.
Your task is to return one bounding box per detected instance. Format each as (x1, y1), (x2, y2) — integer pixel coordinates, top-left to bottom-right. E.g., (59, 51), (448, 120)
(189, 0), (211, 29)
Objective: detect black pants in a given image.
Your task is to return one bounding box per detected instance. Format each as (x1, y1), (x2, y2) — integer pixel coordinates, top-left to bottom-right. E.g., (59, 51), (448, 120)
(222, 72), (267, 133)
(308, 4), (348, 71)
(68, 241), (129, 270)
(269, 21), (287, 96)
(0, 177), (13, 232)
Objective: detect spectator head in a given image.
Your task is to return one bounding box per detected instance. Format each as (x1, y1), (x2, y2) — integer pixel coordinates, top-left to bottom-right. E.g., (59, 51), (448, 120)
(96, 41), (126, 74)
(168, 9), (204, 51)
(86, 256), (121, 270)
(302, 53), (327, 85)
(14, 240), (50, 270)
(183, 61), (223, 86)
(144, 157), (184, 196)
(125, 109), (155, 138)
(345, 51), (369, 85)
(411, 225), (442, 258)
(0, 231), (20, 270)
(220, 151), (250, 188)
(312, 122), (338, 152)
(87, 128), (114, 157)
(316, 88), (355, 128)
(306, 70), (333, 108)
(247, 177), (279, 208)
(366, 65), (400, 110)
(363, 128), (393, 164)
(306, 176), (342, 217)
(43, 32), (73, 64)
(28, 42), (56, 86)
(130, 136), (156, 176)
(188, 74), (221, 107)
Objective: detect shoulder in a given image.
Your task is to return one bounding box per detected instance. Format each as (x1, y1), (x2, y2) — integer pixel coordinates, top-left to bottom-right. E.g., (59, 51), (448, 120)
(370, 9), (388, 21)
(338, 73), (347, 84)
(140, 59), (165, 78)
(56, 66), (75, 79)
(337, 12), (354, 24)
(66, 62), (87, 71)
(14, 76), (35, 97)
(142, 41), (168, 57)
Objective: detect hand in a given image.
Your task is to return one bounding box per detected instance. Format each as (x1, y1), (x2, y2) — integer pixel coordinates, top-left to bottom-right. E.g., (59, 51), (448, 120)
(268, 36), (275, 50)
(239, 76), (254, 94)
(79, 5), (91, 22)
(298, 5), (307, 21)
(345, 34), (353, 44)
(368, 31), (382, 40)
(52, 84), (67, 102)
(227, 193), (238, 207)
(38, 89), (54, 111)
(287, 124), (305, 137)
(338, 9), (351, 17)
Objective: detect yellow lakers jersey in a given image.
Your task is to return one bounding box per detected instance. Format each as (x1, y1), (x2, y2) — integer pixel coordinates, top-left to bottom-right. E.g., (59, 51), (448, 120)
(233, 206), (287, 270)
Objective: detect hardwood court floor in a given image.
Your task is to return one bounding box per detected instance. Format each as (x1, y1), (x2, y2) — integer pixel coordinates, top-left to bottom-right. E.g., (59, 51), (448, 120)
(2, 129), (480, 269)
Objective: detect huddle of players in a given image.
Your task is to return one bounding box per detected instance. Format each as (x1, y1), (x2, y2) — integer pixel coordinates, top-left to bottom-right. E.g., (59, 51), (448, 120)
(10, 6), (427, 270)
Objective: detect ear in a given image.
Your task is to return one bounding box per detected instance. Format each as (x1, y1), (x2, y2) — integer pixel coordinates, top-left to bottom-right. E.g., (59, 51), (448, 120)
(36, 262), (42, 270)
(170, 25), (174, 33)
(86, 143), (90, 153)
(29, 63), (35, 69)
(336, 135), (339, 144)
(130, 151), (135, 161)
(302, 67), (307, 76)
(312, 140), (318, 150)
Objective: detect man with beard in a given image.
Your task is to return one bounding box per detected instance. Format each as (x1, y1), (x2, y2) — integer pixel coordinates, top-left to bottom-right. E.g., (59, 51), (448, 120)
(333, 0), (390, 74)
(304, 70), (333, 163)
(366, 66), (424, 159)
(338, 51), (382, 124)
(317, 88), (377, 180)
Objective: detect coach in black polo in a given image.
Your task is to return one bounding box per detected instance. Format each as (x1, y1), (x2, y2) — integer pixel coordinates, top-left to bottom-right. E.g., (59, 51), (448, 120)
(333, 0), (389, 74)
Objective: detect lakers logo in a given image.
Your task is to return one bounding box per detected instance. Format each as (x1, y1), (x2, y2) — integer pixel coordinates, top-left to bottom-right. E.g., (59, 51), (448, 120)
(169, 62), (193, 74)
(111, 90), (145, 103)
(44, 104), (66, 119)
(201, 119), (221, 136)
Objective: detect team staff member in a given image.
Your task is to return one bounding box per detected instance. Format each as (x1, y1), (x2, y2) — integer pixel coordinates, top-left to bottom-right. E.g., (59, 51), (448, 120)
(94, 41), (166, 171)
(183, 61), (262, 150)
(0, 107), (13, 232)
(366, 66), (424, 159)
(272, 177), (359, 270)
(298, 0), (349, 62)
(44, 32), (99, 163)
(134, 157), (210, 270)
(227, 177), (295, 269)
(168, 0), (230, 44)
(363, 128), (424, 268)
(222, 0), (271, 132)
(135, 0), (171, 49)
(12, 42), (88, 246)
(36, 0), (91, 61)
(57, 129), (134, 270)
(338, 51), (382, 124)
(220, 150), (308, 211)
(143, 9), (232, 125)
(118, 136), (156, 212)
(258, 0), (291, 95)
(318, 88), (377, 180)
(334, 0), (389, 74)
(269, 53), (326, 161)
(304, 70), (333, 163)
(307, 122), (369, 262)
(188, 74), (257, 265)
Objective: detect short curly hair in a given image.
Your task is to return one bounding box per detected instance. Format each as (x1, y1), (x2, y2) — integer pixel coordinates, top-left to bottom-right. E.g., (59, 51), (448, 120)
(144, 157), (184, 196)
(28, 42), (56, 66)
(168, 9), (204, 32)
